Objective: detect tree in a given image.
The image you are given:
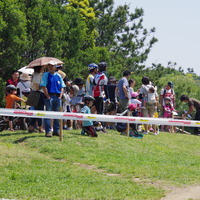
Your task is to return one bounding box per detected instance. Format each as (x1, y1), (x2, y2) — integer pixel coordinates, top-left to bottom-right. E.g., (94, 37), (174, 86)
(90, 0), (158, 75)
(0, 0), (28, 78)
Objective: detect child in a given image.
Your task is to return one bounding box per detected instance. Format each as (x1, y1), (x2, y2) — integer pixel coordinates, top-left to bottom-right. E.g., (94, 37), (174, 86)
(141, 86), (157, 109)
(81, 95), (98, 137)
(5, 85), (26, 131)
(162, 97), (176, 132)
(130, 92), (142, 107)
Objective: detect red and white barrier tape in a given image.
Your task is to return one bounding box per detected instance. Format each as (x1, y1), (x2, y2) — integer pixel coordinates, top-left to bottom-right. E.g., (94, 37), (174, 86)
(0, 108), (200, 127)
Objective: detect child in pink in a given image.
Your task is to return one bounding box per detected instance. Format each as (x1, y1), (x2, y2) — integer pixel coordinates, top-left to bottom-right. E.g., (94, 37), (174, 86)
(162, 97), (176, 132)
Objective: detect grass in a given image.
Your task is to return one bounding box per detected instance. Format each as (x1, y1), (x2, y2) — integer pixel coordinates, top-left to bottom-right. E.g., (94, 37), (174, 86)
(0, 129), (199, 200)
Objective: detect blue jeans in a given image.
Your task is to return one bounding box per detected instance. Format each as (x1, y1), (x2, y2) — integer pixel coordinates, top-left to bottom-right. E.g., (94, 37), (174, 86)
(44, 96), (61, 134)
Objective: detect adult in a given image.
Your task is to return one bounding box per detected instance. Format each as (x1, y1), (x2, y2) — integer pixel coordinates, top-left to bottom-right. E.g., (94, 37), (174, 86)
(180, 95), (200, 135)
(160, 81), (175, 108)
(6, 70), (19, 87)
(139, 77), (158, 135)
(40, 60), (66, 137)
(86, 63), (98, 96)
(93, 62), (109, 114)
(17, 73), (31, 98)
(28, 66), (45, 133)
(116, 70), (131, 112)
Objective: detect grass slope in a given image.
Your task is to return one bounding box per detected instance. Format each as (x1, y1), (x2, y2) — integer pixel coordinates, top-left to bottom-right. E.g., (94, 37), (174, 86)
(0, 130), (199, 200)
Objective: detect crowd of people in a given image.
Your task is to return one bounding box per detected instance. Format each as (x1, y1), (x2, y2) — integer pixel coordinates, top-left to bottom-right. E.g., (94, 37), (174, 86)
(4, 61), (200, 137)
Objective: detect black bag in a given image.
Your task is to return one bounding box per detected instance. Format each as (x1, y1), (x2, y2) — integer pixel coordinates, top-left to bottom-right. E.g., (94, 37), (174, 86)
(26, 91), (40, 107)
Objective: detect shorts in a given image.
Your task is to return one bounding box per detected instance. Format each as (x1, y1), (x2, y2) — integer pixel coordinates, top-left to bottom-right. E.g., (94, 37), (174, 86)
(141, 104), (156, 117)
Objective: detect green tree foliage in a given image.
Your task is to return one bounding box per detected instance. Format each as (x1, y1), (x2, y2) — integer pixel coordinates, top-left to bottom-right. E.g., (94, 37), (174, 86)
(90, 0), (158, 76)
(0, 0), (27, 77)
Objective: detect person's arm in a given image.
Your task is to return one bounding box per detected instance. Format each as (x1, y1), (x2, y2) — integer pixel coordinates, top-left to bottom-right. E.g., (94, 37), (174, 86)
(59, 87), (64, 99)
(123, 84), (129, 98)
(183, 105), (194, 118)
(104, 85), (110, 101)
(42, 86), (50, 99)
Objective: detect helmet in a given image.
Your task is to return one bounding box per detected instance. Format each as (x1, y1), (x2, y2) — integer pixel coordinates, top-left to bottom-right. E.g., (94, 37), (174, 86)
(167, 81), (174, 88)
(98, 62), (107, 71)
(73, 78), (84, 86)
(128, 104), (137, 111)
(83, 95), (95, 102)
(22, 88), (31, 96)
(88, 63), (98, 71)
(6, 85), (17, 91)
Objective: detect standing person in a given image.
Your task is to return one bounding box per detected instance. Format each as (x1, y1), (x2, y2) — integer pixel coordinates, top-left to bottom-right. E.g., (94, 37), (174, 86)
(5, 85), (26, 131)
(139, 77), (158, 135)
(105, 76), (117, 129)
(180, 95), (200, 135)
(128, 79), (135, 98)
(160, 81), (175, 110)
(81, 95), (98, 137)
(6, 70), (19, 87)
(28, 66), (45, 133)
(161, 97), (176, 132)
(40, 60), (66, 137)
(93, 62), (110, 114)
(116, 70), (131, 112)
(86, 63), (98, 96)
(17, 73), (31, 98)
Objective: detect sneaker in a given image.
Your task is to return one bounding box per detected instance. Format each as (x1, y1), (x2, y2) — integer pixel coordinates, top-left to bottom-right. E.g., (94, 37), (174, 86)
(153, 132), (158, 135)
(143, 131), (148, 135)
(45, 132), (52, 137)
(141, 106), (146, 109)
(81, 129), (85, 135)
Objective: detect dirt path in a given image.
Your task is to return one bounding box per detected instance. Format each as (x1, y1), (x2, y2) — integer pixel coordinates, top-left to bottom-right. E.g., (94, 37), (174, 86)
(160, 185), (200, 200)
(73, 162), (200, 200)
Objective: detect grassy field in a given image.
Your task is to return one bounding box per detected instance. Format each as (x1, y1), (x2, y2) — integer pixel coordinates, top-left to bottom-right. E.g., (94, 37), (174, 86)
(0, 129), (199, 200)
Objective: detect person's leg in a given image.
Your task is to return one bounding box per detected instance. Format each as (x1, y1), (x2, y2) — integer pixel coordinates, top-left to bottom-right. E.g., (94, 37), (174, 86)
(44, 98), (53, 135)
(141, 108), (149, 134)
(52, 96), (62, 135)
(194, 111), (200, 135)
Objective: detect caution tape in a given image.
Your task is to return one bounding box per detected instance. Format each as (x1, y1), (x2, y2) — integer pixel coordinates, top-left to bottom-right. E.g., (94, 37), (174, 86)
(0, 108), (200, 127)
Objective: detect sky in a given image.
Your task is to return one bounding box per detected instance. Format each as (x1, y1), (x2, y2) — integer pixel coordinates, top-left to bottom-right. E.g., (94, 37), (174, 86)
(114, 0), (200, 75)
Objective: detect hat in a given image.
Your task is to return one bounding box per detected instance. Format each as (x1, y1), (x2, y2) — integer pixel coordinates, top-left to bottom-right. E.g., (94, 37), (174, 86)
(164, 97), (171, 101)
(167, 81), (174, 88)
(131, 92), (139, 98)
(20, 73), (31, 81)
(109, 76), (116, 82)
(48, 60), (59, 66)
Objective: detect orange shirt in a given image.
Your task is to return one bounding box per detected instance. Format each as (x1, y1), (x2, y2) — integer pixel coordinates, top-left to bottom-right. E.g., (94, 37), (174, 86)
(5, 94), (22, 109)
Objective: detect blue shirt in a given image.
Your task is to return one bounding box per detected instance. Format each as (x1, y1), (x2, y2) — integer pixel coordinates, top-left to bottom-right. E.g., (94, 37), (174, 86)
(81, 105), (93, 127)
(40, 72), (65, 93)
(117, 77), (128, 100)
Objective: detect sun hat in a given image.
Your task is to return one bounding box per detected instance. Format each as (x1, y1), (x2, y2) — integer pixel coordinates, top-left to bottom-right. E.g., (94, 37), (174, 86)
(131, 92), (139, 98)
(164, 96), (171, 101)
(48, 60), (59, 66)
(20, 73), (31, 81)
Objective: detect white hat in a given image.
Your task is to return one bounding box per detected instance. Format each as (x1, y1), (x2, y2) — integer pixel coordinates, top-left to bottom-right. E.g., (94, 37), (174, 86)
(48, 60), (58, 66)
(20, 73), (31, 81)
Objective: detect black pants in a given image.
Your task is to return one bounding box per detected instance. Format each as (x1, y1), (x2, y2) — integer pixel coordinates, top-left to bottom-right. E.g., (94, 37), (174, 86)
(194, 110), (200, 135)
